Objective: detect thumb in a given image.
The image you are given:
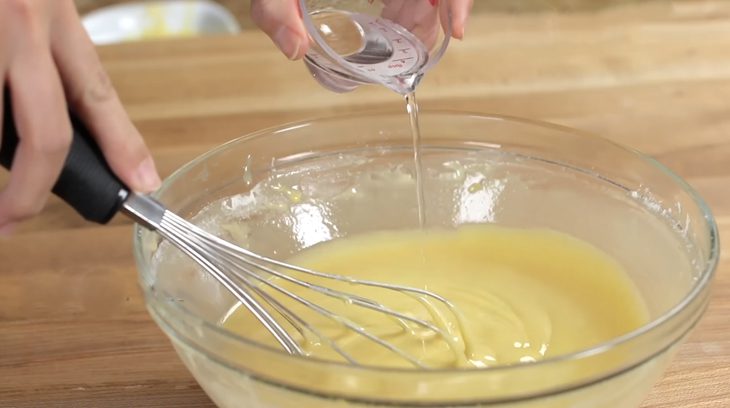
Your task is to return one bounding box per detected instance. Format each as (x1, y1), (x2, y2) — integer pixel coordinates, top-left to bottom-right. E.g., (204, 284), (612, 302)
(251, 0), (309, 60)
(449, 0), (473, 39)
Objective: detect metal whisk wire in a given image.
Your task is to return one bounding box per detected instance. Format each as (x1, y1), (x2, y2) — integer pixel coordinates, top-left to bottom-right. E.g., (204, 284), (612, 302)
(123, 192), (458, 368)
(0, 97), (459, 368)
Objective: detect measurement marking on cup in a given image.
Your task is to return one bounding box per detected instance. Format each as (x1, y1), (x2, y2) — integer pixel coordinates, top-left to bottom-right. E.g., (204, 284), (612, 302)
(305, 10), (430, 92)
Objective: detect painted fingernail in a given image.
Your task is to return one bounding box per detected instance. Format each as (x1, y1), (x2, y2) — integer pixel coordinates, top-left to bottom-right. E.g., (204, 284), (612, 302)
(0, 222), (17, 237)
(135, 157), (162, 192)
(429, 0), (438, 6)
(274, 26), (302, 60)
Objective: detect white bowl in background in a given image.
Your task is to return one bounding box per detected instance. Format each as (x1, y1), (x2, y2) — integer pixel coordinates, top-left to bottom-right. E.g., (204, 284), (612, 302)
(82, 0), (241, 45)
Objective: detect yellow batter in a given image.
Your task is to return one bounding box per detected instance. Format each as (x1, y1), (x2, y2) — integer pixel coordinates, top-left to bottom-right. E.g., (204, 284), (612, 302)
(223, 225), (648, 369)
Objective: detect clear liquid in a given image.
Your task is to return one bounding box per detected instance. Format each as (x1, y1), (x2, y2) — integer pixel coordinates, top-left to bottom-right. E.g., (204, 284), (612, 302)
(405, 92), (426, 227)
(307, 10), (429, 94)
(310, 10), (429, 225)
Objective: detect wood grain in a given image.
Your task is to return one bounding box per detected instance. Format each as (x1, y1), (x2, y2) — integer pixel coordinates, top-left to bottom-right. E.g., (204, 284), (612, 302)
(73, 0), (653, 29)
(3, 1), (730, 406)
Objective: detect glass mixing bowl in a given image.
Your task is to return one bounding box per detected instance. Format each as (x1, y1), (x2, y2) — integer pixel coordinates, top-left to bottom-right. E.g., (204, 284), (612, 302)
(133, 112), (718, 408)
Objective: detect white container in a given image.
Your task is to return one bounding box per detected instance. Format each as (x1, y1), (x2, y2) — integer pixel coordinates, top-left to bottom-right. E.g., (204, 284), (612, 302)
(82, 0), (240, 45)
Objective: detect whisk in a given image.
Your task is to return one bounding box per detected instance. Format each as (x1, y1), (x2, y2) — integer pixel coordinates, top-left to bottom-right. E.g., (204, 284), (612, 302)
(0, 98), (457, 368)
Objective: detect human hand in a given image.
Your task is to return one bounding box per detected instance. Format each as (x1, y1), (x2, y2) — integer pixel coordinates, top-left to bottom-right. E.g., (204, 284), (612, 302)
(251, 0), (473, 60)
(0, 0), (161, 234)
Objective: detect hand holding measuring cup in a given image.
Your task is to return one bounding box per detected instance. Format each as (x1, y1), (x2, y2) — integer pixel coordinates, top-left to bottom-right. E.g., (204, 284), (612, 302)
(251, 0), (473, 93)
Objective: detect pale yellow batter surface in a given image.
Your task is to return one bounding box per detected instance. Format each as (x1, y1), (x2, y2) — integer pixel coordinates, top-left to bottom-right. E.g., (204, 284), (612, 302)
(223, 225), (649, 369)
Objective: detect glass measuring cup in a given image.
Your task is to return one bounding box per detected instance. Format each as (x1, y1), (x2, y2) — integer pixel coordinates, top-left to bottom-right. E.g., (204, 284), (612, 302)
(299, 0), (452, 94)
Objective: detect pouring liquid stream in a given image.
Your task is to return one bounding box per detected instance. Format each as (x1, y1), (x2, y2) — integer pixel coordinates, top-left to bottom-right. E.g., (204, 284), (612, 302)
(300, 7), (443, 361)
(405, 91), (426, 228)
(306, 10), (430, 228)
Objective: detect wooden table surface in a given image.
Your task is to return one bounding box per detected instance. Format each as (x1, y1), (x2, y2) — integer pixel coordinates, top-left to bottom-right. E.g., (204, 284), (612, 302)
(2, 1), (730, 407)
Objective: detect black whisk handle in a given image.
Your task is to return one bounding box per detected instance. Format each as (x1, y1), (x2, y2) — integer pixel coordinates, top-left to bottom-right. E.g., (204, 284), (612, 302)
(0, 89), (127, 224)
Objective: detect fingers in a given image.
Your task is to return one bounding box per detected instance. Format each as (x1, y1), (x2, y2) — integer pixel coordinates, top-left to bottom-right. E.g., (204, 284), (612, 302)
(382, 0), (407, 24)
(251, 0), (309, 60)
(448, 0), (473, 39)
(398, 0), (441, 50)
(50, 2), (160, 193)
(385, 0), (470, 46)
(0, 0), (160, 233)
(0, 46), (71, 229)
(251, 0), (471, 59)
(0, 91), (9, 236)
